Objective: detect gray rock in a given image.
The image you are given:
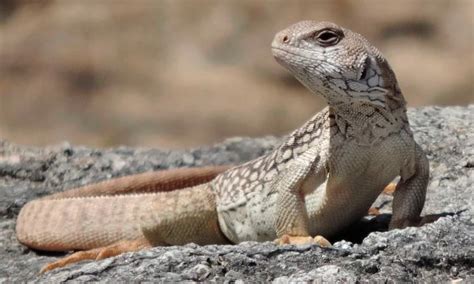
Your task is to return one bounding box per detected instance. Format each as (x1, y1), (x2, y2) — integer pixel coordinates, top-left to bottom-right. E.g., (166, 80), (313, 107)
(0, 105), (473, 282)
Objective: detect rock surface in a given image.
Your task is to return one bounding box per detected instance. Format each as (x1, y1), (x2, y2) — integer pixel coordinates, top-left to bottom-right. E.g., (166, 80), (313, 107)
(0, 105), (473, 282)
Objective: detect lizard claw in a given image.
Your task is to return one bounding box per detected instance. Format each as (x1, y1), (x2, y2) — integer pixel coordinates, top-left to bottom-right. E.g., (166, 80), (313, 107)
(274, 234), (331, 247)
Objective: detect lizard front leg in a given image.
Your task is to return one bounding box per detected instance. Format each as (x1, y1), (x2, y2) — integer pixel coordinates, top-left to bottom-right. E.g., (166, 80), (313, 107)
(272, 147), (330, 247)
(390, 143), (429, 229)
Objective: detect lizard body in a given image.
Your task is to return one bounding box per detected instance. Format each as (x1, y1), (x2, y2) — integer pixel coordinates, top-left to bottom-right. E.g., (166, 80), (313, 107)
(16, 21), (429, 271)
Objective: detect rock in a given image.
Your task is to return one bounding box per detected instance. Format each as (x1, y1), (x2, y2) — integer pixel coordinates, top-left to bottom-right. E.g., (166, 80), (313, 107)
(0, 105), (472, 282)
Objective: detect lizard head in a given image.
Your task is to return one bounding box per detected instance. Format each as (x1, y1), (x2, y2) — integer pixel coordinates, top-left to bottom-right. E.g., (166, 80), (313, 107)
(272, 21), (405, 109)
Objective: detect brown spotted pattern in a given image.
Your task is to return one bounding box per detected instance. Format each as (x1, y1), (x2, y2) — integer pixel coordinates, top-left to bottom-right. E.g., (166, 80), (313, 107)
(213, 108), (330, 206)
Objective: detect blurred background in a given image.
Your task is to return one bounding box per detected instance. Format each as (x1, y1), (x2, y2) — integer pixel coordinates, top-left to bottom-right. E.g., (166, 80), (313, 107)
(0, 0), (472, 148)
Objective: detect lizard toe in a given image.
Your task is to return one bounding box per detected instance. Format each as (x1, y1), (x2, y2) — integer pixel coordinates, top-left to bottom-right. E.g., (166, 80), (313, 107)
(40, 239), (151, 273)
(313, 235), (332, 247)
(382, 183), (397, 195)
(40, 249), (101, 274)
(274, 235), (314, 245)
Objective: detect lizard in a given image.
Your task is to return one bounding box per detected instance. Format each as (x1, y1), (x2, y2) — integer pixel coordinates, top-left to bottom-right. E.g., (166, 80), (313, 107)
(16, 21), (429, 273)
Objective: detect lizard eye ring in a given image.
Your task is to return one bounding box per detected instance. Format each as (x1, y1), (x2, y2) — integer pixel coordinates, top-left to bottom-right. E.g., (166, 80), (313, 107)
(315, 29), (341, 46)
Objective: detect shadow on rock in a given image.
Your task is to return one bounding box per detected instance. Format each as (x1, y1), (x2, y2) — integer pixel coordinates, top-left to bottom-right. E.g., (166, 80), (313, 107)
(331, 211), (464, 244)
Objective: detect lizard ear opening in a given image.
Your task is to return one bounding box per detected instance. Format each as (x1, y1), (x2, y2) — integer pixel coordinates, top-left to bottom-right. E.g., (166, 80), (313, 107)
(358, 56), (371, 81)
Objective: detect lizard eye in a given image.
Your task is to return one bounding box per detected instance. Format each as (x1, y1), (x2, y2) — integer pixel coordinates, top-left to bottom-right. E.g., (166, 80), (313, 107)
(315, 29), (341, 46)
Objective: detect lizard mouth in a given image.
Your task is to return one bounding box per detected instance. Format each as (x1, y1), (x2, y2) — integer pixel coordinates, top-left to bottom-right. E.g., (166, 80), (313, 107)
(271, 46), (286, 57)
(271, 47), (292, 67)
(271, 46), (299, 58)
(271, 46), (311, 68)
(271, 46), (321, 65)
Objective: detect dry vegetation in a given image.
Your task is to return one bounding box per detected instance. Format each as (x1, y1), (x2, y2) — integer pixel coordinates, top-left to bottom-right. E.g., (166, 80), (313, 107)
(0, 0), (472, 148)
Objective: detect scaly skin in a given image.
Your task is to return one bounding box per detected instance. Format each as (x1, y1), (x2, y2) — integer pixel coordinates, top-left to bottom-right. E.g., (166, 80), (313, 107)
(16, 166), (231, 251)
(16, 21), (429, 272)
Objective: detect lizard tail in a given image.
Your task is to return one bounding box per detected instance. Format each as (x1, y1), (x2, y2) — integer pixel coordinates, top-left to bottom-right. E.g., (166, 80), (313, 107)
(42, 165), (231, 200)
(16, 192), (153, 251)
(16, 184), (229, 251)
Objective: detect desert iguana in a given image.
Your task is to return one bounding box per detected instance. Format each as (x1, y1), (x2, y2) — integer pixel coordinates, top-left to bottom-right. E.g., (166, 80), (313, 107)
(16, 21), (429, 272)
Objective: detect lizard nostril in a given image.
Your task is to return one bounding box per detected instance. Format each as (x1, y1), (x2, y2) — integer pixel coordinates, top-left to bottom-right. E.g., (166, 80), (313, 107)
(282, 35), (289, 43)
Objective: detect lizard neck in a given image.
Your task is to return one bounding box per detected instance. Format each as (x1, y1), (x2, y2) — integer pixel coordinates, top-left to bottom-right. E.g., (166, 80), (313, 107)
(328, 90), (409, 145)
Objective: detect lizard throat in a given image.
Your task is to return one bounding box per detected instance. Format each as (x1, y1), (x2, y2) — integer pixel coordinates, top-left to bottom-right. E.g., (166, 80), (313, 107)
(329, 104), (407, 145)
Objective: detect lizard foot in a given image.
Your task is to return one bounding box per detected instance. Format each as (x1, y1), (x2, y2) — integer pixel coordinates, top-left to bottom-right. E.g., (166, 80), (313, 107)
(274, 235), (331, 247)
(382, 183), (397, 195)
(368, 207), (381, 216)
(40, 239), (151, 273)
(389, 214), (443, 230)
(368, 183), (398, 216)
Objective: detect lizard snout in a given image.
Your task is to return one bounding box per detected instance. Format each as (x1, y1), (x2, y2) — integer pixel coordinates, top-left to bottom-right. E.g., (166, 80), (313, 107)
(271, 31), (291, 49)
(271, 31), (293, 64)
